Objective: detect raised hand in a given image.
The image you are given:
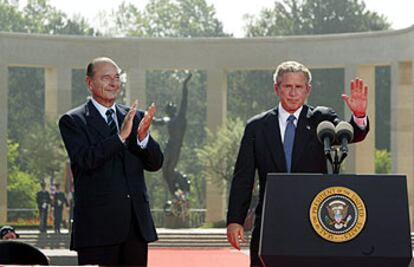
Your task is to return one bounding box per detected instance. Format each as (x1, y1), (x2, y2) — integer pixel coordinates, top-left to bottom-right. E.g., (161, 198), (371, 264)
(341, 78), (368, 118)
(138, 103), (156, 141)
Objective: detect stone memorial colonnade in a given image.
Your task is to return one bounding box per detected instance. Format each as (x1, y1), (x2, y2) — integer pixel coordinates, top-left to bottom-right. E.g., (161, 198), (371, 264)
(0, 26), (413, 226)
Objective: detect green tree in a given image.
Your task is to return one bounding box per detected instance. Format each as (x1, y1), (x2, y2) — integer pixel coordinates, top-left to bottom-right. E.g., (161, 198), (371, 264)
(7, 140), (39, 220)
(0, 0), (97, 35)
(244, 0), (390, 37)
(20, 121), (67, 182)
(8, 67), (45, 146)
(375, 149), (391, 174)
(71, 69), (90, 108)
(227, 70), (275, 122)
(0, 0), (26, 32)
(110, 0), (227, 37)
(196, 118), (245, 184)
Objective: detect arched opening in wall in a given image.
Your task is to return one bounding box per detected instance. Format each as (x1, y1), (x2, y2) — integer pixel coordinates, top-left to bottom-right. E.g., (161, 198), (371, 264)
(7, 67), (45, 222)
(8, 67), (45, 141)
(308, 68), (345, 119)
(145, 70), (207, 228)
(71, 69), (90, 108)
(227, 70), (275, 122)
(227, 70), (275, 213)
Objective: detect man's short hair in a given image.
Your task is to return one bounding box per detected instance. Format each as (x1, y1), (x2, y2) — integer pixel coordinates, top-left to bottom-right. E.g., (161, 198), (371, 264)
(86, 57), (121, 78)
(273, 61), (312, 85)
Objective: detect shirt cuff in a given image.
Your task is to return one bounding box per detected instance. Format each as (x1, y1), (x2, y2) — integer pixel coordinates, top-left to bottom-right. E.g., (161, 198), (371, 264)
(353, 115), (367, 130)
(137, 133), (149, 149)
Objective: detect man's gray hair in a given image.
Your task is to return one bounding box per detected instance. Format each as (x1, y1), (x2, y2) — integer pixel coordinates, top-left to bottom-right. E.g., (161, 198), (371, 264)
(273, 61), (312, 85)
(86, 57), (121, 78)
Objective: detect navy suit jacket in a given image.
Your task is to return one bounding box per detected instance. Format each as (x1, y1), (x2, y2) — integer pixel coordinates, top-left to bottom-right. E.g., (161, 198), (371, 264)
(59, 100), (163, 250)
(227, 105), (369, 226)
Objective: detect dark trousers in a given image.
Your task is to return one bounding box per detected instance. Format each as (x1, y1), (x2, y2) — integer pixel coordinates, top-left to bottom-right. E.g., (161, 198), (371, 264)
(77, 215), (148, 266)
(39, 208), (48, 233)
(53, 208), (63, 233)
(250, 217), (264, 267)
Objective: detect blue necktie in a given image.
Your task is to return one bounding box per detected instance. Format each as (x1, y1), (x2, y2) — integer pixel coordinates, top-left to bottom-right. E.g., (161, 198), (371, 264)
(284, 115), (296, 173)
(105, 109), (118, 135)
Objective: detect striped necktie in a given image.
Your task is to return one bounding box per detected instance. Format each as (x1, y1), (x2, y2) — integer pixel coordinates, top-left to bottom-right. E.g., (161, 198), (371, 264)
(284, 115), (296, 173)
(105, 109), (118, 135)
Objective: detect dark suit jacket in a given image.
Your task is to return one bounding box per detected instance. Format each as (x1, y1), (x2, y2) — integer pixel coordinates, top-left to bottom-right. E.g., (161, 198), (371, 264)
(52, 192), (68, 211)
(36, 191), (51, 210)
(59, 100), (164, 250)
(227, 105), (369, 226)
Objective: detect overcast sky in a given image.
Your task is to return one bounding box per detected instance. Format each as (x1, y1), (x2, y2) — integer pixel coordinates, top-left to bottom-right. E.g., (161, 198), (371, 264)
(28, 0), (414, 37)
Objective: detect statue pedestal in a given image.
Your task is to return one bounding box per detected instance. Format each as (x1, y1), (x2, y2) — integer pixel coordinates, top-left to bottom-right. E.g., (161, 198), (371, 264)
(164, 215), (190, 228)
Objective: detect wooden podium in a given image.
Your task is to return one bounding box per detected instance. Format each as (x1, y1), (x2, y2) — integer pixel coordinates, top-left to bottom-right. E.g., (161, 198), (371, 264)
(259, 174), (412, 267)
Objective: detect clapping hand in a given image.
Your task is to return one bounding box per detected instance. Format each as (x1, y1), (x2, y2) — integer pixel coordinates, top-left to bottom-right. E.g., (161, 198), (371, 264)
(119, 100), (138, 140)
(138, 103), (156, 141)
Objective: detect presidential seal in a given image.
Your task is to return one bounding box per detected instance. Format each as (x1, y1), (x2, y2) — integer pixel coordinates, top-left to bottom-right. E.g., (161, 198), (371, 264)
(309, 186), (366, 243)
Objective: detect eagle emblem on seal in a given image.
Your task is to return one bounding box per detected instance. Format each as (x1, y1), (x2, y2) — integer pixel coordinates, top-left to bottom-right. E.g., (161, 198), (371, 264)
(325, 200), (352, 230)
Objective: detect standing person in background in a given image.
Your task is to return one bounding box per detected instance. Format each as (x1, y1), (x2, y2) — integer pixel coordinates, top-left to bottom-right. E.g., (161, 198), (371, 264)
(226, 60), (370, 266)
(52, 183), (68, 234)
(59, 57), (163, 266)
(36, 182), (51, 234)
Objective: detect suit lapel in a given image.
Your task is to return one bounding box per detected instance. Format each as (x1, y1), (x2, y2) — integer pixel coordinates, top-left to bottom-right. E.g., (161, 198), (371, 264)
(115, 104), (127, 127)
(264, 108), (287, 172)
(115, 105), (128, 158)
(85, 100), (111, 138)
(291, 106), (313, 171)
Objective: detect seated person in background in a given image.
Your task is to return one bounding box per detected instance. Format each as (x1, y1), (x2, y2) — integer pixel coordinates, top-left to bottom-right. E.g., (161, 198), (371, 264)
(0, 226), (50, 265)
(0, 225), (19, 240)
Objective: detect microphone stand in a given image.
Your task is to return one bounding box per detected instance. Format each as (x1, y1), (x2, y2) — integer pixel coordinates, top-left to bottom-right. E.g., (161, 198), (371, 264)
(330, 147), (349, 174)
(333, 148), (340, 174)
(325, 148), (334, 175)
(325, 146), (348, 174)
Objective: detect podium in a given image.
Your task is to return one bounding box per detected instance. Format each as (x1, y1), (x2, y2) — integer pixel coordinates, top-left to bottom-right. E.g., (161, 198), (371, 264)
(259, 174), (412, 267)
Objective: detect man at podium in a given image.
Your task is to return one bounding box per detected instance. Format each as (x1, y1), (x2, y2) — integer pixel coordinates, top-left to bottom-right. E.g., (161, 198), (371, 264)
(226, 60), (370, 266)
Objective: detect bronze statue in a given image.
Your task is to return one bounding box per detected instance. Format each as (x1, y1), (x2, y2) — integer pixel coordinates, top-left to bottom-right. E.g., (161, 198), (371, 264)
(154, 73), (192, 200)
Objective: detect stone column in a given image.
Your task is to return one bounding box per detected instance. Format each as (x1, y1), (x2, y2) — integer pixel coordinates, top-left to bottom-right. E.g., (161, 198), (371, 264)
(45, 66), (72, 121)
(125, 68), (146, 107)
(343, 65), (375, 174)
(391, 61), (414, 228)
(0, 65), (8, 223)
(205, 68), (227, 224)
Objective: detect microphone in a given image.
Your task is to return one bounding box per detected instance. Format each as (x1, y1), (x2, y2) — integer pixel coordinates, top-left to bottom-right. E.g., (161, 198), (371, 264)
(317, 121), (336, 156)
(335, 121), (354, 153)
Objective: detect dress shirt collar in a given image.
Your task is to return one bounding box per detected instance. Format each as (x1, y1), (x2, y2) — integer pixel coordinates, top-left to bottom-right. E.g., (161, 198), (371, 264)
(278, 103), (302, 125)
(90, 97), (116, 120)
